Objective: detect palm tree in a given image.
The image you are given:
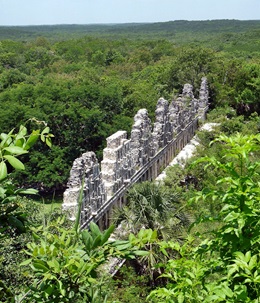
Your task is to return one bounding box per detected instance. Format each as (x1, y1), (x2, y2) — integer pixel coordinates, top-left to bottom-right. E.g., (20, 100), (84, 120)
(112, 181), (191, 286)
(113, 181), (190, 240)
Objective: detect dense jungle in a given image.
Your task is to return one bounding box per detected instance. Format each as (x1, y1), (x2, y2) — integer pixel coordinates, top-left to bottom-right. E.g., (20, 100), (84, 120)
(0, 19), (260, 302)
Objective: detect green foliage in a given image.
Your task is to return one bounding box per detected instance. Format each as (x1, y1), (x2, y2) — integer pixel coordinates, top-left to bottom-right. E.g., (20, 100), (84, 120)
(0, 123), (53, 236)
(113, 181), (188, 238)
(148, 133), (260, 302)
(0, 123), (53, 301)
(107, 265), (151, 303)
(1, 21), (260, 49)
(0, 198), (45, 301)
(19, 221), (150, 302)
(0, 22), (259, 193)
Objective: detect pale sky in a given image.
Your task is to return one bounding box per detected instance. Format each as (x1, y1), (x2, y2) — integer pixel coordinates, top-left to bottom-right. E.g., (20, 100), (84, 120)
(0, 0), (259, 26)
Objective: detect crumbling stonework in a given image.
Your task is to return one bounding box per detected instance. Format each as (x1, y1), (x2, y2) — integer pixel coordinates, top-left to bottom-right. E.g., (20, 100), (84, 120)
(152, 98), (171, 153)
(63, 152), (106, 222)
(63, 78), (209, 225)
(169, 100), (181, 135)
(130, 109), (154, 167)
(198, 77), (209, 120)
(101, 131), (133, 198)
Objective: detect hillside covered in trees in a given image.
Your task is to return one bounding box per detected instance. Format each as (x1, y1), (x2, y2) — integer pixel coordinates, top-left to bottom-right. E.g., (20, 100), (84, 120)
(0, 19), (259, 194)
(0, 19), (260, 302)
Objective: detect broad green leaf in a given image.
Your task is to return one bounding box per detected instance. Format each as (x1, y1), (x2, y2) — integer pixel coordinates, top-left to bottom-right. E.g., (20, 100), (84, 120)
(14, 138), (25, 148)
(24, 130), (40, 150)
(47, 260), (60, 271)
(178, 293), (184, 303)
(0, 161), (7, 180)
(248, 254), (257, 269)
(89, 222), (102, 237)
(3, 146), (28, 155)
(8, 215), (26, 232)
(45, 284), (55, 296)
(245, 251), (251, 263)
(101, 224), (115, 244)
(46, 137), (52, 148)
(4, 155), (25, 170)
(92, 234), (102, 248)
(41, 126), (50, 135)
(40, 133), (45, 142)
(115, 242), (132, 251)
(82, 230), (93, 252)
(18, 125), (27, 137)
(222, 285), (234, 298)
(15, 188), (38, 195)
(20, 258), (32, 266)
(134, 250), (149, 256)
(32, 262), (49, 273)
(0, 129), (14, 147)
(185, 278), (193, 286)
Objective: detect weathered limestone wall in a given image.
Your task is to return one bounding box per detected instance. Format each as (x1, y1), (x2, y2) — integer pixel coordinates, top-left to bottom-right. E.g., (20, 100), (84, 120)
(101, 131), (133, 198)
(63, 78), (209, 227)
(198, 77), (209, 121)
(131, 109), (154, 167)
(152, 98), (171, 153)
(63, 152), (106, 221)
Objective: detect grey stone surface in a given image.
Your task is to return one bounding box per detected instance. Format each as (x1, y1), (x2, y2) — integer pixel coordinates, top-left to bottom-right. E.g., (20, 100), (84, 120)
(101, 131), (133, 197)
(63, 152), (106, 221)
(130, 109), (154, 167)
(152, 98), (171, 153)
(198, 77), (209, 120)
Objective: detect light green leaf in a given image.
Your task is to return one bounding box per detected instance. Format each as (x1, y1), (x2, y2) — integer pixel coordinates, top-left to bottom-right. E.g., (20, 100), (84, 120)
(15, 188), (38, 195)
(20, 258), (32, 266)
(41, 127), (50, 135)
(134, 250), (149, 256)
(18, 125), (27, 137)
(3, 146), (28, 155)
(45, 137), (52, 148)
(101, 224), (115, 244)
(0, 161), (7, 180)
(82, 231), (93, 252)
(4, 155), (25, 170)
(114, 242), (132, 251)
(0, 129), (14, 147)
(24, 130), (40, 150)
(185, 278), (193, 285)
(32, 262), (49, 273)
(248, 254), (257, 269)
(178, 293), (184, 303)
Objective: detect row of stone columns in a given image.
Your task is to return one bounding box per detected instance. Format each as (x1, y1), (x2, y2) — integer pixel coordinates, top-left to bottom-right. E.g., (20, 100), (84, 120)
(62, 78), (209, 226)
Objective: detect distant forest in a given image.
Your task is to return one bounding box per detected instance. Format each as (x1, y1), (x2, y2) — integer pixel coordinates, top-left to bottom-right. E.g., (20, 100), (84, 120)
(1, 19), (260, 51)
(0, 19), (259, 194)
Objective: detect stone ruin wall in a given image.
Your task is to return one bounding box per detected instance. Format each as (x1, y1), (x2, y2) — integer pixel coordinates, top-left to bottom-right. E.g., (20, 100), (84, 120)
(63, 77), (209, 223)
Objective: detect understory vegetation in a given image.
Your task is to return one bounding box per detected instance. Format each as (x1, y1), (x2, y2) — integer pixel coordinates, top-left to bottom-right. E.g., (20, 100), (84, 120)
(0, 20), (260, 302)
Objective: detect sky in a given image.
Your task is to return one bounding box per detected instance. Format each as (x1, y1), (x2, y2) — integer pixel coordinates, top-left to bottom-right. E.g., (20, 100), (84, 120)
(0, 0), (259, 26)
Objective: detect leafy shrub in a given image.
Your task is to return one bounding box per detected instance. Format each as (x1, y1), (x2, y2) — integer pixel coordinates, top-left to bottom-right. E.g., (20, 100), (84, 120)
(148, 133), (260, 303)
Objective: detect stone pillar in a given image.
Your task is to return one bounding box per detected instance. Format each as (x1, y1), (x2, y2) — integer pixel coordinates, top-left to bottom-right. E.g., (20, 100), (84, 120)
(198, 77), (209, 121)
(169, 100), (181, 135)
(63, 152), (106, 222)
(130, 109), (154, 168)
(101, 131), (133, 198)
(152, 98), (172, 154)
